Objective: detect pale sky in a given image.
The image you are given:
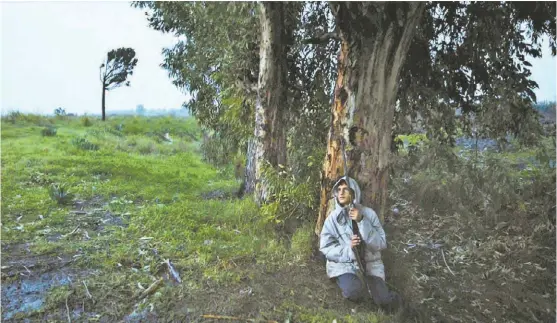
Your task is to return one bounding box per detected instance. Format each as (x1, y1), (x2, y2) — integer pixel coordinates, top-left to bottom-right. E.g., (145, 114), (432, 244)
(1, 2), (556, 116)
(1, 1), (189, 115)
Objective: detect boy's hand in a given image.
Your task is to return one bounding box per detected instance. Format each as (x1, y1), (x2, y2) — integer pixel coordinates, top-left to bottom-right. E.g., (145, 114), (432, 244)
(351, 235), (361, 248)
(349, 207), (362, 222)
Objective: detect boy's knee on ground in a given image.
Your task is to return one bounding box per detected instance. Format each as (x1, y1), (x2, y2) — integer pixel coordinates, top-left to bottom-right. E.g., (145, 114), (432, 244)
(337, 274), (364, 301)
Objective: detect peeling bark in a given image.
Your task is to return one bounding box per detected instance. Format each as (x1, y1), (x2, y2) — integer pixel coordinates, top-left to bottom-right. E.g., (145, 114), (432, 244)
(239, 138), (257, 197)
(316, 2), (425, 235)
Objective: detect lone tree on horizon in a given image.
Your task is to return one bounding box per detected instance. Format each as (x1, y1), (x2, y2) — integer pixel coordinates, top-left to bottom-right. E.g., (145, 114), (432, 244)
(99, 48), (138, 121)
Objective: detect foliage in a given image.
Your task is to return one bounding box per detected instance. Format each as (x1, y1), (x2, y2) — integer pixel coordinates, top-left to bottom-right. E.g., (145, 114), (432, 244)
(81, 116), (93, 127)
(72, 137), (99, 151)
(135, 2), (337, 207)
(259, 162), (316, 225)
(41, 126), (57, 137)
(132, 1), (258, 156)
(100, 47), (138, 91)
(54, 107), (66, 116)
(396, 2), (556, 144)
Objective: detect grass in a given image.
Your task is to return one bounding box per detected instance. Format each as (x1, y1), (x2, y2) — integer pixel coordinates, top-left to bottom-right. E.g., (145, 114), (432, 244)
(2, 114), (383, 322)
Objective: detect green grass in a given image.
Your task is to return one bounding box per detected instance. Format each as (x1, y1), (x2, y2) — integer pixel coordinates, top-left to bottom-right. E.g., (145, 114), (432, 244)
(2, 114), (358, 321)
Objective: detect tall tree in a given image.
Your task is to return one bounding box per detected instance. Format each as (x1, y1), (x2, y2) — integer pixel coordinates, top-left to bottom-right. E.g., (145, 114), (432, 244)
(99, 48), (138, 121)
(315, 1), (556, 234)
(254, 2), (296, 204)
(134, 2), (336, 203)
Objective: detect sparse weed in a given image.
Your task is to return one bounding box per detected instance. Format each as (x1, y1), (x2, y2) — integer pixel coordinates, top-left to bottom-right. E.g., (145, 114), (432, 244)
(49, 183), (74, 205)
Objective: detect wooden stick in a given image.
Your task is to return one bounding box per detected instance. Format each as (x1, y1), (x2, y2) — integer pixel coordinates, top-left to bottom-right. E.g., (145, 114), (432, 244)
(137, 278), (164, 300)
(200, 314), (278, 323)
(83, 281), (93, 299)
(441, 249), (455, 276)
(65, 294), (71, 323)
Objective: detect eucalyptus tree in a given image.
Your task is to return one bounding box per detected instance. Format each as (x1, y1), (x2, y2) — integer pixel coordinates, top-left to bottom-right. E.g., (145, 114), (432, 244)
(316, 1), (556, 233)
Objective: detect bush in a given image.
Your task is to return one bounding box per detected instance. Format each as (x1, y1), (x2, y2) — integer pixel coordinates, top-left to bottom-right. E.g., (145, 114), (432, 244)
(81, 116), (93, 127)
(72, 137), (99, 151)
(136, 138), (158, 155)
(259, 162), (317, 225)
(41, 126), (57, 137)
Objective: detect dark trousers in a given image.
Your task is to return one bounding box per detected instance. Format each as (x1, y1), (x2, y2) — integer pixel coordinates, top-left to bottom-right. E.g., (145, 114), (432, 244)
(336, 273), (401, 308)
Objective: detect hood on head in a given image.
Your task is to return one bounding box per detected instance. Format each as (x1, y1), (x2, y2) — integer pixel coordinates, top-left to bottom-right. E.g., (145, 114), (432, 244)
(332, 176), (361, 209)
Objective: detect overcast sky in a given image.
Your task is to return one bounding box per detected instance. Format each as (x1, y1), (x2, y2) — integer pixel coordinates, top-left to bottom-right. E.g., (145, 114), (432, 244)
(1, 1), (188, 115)
(1, 2), (556, 116)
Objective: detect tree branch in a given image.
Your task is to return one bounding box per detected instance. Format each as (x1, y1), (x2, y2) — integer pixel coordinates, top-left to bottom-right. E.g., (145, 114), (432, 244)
(301, 32), (340, 45)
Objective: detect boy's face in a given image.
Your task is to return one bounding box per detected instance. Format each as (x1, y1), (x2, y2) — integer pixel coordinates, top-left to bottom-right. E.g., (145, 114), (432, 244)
(336, 182), (352, 206)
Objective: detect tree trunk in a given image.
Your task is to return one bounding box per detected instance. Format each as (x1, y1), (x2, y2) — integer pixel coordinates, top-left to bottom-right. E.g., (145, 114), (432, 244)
(254, 2), (289, 205)
(239, 138), (257, 197)
(101, 86), (106, 121)
(315, 2), (425, 235)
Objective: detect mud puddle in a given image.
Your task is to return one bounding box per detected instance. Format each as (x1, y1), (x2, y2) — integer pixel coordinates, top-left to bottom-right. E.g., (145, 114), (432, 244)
(2, 269), (85, 320)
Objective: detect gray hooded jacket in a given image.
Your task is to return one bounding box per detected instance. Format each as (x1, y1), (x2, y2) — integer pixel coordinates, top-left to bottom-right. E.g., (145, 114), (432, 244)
(319, 176), (386, 280)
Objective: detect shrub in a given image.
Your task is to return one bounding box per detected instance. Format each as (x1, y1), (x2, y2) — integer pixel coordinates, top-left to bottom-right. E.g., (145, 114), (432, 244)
(41, 126), (57, 137)
(259, 162), (317, 225)
(81, 116), (93, 127)
(72, 137), (99, 151)
(136, 138), (158, 155)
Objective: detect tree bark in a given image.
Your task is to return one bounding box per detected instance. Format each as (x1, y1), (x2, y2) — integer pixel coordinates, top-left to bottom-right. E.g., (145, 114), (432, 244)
(316, 2), (425, 235)
(254, 2), (289, 205)
(239, 138), (257, 197)
(101, 86), (106, 121)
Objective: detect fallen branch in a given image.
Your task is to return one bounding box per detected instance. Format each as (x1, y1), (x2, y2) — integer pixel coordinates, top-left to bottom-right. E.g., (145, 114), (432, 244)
(201, 314), (278, 323)
(65, 294), (71, 323)
(137, 278), (164, 300)
(70, 211), (87, 215)
(441, 249), (456, 276)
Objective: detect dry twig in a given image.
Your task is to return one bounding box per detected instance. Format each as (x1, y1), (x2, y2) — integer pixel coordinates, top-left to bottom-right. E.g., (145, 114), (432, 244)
(137, 278), (164, 300)
(83, 281), (93, 299)
(441, 249), (456, 276)
(65, 294), (71, 323)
